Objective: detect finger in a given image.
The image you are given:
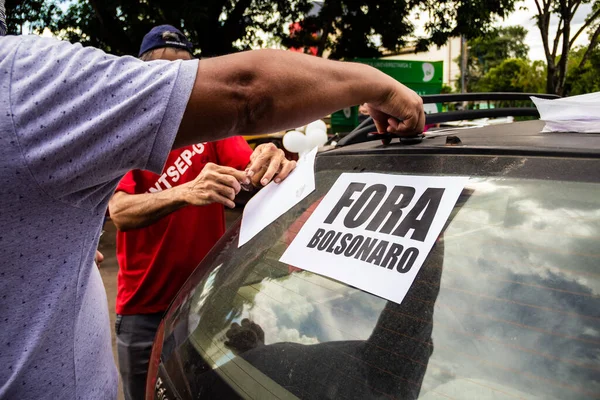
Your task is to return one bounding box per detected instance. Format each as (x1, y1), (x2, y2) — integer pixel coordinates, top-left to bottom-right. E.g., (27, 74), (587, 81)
(249, 145), (262, 163)
(247, 149), (277, 186)
(260, 152), (284, 186)
(367, 106), (390, 134)
(247, 143), (278, 177)
(416, 108), (426, 133)
(390, 113), (419, 135)
(211, 182), (237, 201)
(419, 104), (426, 131)
(241, 318), (251, 328)
(373, 119), (388, 135)
(250, 168), (266, 187)
(387, 118), (400, 131)
(398, 100), (424, 134)
(226, 323), (241, 338)
(95, 250), (104, 264)
(274, 160), (296, 183)
(213, 172), (242, 194)
(213, 165), (249, 186)
(253, 323), (265, 343)
(403, 113), (423, 134)
(207, 190), (236, 209)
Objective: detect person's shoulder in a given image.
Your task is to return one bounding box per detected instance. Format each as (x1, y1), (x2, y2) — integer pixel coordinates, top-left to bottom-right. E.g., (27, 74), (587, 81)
(1, 34), (75, 51)
(0, 34), (26, 54)
(14, 35), (107, 61)
(0, 34), (24, 43)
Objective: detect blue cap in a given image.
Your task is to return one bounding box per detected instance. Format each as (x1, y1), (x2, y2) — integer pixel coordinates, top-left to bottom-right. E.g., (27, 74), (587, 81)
(139, 25), (193, 57)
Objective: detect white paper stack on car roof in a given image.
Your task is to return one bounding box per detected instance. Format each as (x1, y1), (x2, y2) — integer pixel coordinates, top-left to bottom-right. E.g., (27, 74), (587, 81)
(531, 91), (600, 133)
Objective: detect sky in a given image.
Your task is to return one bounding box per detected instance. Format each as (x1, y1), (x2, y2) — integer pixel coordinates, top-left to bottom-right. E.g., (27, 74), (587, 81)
(498, 0), (594, 60)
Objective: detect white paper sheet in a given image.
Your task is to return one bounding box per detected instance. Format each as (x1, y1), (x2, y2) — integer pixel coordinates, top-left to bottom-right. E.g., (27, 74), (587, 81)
(532, 92), (600, 132)
(238, 147), (318, 247)
(280, 173), (469, 305)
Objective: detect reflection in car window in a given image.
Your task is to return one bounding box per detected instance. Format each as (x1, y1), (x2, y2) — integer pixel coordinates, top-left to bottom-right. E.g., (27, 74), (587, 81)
(163, 168), (600, 400)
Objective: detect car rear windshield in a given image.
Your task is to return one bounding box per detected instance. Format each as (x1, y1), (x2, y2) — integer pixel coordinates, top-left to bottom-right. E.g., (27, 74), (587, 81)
(161, 154), (600, 400)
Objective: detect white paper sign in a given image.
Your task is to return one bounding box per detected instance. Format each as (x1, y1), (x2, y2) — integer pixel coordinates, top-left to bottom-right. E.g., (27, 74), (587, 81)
(238, 147), (318, 247)
(280, 173), (469, 305)
(532, 92), (600, 133)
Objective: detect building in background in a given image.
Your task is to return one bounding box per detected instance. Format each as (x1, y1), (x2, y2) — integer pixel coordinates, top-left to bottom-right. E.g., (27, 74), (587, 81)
(382, 37), (462, 88)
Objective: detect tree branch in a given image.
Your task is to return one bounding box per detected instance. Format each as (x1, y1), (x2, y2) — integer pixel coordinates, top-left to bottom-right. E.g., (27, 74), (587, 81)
(533, 0), (542, 14)
(557, 0), (572, 94)
(570, 7), (600, 47)
(534, 0), (553, 65)
(223, 0), (253, 34)
(578, 23), (600, 68)
(570, 0), (583, 15)
(552, 17), (563, 59)
(316, 0), (334, 57)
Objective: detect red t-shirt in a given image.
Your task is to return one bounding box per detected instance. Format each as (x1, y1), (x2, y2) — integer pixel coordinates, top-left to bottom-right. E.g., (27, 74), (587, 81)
(114, 137), (252, 315)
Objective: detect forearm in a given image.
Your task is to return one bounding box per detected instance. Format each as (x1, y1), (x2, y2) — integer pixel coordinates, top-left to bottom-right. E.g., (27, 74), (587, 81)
(108, 187), (189, 231)
(175, 50), (399, 148)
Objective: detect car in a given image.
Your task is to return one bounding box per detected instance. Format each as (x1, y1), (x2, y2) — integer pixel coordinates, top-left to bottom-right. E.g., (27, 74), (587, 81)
(145, 93), (600, 400)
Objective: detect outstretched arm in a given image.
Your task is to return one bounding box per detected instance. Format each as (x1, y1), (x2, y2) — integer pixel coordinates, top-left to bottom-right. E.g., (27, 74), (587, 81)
(175, 49), (424, 149)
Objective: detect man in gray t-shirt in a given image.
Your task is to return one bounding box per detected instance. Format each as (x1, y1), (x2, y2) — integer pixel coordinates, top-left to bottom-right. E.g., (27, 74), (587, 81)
(0, 8), (424, 400)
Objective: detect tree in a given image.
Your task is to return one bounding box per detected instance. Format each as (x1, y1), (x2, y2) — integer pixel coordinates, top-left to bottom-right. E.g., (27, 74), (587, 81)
(5, 0), (58, 34)
(6, 0), (313, 57)
(284, 0), (521, 60)
(7, 0), (520, 60)
(533, 0), (600, 95)
(564, 44), (600, 94)
(456, 26), (530, 92)
(478, 58), (546, 93)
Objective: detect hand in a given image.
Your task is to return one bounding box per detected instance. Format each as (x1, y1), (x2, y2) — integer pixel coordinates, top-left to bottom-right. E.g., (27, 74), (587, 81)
(95, 250), (104, 266)
(366, 82), (425, 136)
(179, 163), (249, 209)
(224, 318), (265, 354)
(246, 143), (296, 187)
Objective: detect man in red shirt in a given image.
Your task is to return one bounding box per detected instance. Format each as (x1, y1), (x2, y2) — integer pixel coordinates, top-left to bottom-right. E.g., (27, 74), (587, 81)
(108, 26), (296, 400)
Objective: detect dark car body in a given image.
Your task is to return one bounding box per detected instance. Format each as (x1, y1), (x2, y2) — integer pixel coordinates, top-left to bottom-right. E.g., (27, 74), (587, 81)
(147, 118), (600, 400)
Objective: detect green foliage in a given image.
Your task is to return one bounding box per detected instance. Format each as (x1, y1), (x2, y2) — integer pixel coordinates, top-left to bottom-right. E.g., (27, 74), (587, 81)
(415, 0), (519, 48)
(7, 0), (312, 57)
(283, 0), (417, 59)
(288, 0), (520, 59)
(441, 84), (454, 94)
(468, 26), (529, 71)
(477, 58), (546, 93)
(456, 26), (529, 92)
(6, 0), (59, 34)
(6, 0), (519, 60)
(565, 45), (600, 94)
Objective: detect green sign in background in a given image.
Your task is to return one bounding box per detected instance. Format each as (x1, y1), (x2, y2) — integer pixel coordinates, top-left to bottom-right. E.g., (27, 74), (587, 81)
(331, 59), (444, 134)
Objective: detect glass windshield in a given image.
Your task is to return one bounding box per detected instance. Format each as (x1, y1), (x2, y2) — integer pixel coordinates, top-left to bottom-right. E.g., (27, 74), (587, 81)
(161, 155), (600, 400)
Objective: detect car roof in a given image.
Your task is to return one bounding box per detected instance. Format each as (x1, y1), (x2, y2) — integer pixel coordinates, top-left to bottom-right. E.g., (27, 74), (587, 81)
(326, 120), (600, 158)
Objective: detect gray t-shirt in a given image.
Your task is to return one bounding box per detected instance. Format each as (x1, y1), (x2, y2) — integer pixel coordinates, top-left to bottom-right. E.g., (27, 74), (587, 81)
(0, 35), (198, 399)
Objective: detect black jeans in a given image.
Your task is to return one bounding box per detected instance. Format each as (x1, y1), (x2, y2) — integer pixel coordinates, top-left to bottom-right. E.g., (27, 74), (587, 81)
(115, 312), (163, 400)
